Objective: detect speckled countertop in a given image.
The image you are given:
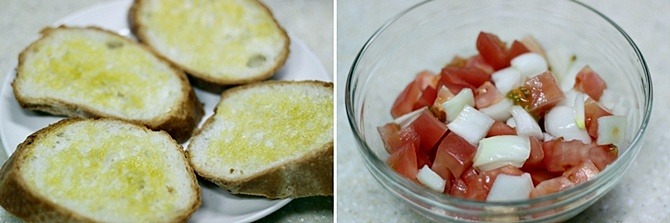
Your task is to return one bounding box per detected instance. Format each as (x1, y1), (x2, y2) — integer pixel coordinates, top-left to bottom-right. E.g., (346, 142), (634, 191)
(337, 0), (670, 222)
(0, 0), (333, 222)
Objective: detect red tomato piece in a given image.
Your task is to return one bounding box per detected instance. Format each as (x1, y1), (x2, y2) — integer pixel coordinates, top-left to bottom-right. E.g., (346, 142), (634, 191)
(476, 32), (509, 70)
(464, 176), (489, 201)
(387, 143), (419, 182)
(523, 137), (545, 169)
(486, 121), (516, 137)
(574, 66), (607, 101)
(409, 109), (448, 153)
(524, 169), (561, 186)
(563, 160), (600, 184)
(479, 165), (524, 188)
(475, 81), (503, 109)
(584, 98), (613, 138)
(542, 138), (591, 172)
(466, 55), (495, 75)
(449, 178), (469, 198)
(444, 67), (491, 88)
(377, 122), (421, 154)
(432, 132), (477, 179)
(589, 145), (618, 171)
(391, 71), (438, 118)
(413, 86), (438, 110)
(524, 71), (566, 116)
(507, 40), (531, 62)
(438, 68), (475, 94)
(529, 176), (574, 199)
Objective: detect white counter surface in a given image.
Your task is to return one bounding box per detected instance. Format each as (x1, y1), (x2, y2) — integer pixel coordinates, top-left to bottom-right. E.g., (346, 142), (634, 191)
(337, 0), (670, 222)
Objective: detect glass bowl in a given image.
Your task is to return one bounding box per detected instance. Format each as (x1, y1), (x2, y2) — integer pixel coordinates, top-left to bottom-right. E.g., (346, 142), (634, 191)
(345, 0), (652, 222)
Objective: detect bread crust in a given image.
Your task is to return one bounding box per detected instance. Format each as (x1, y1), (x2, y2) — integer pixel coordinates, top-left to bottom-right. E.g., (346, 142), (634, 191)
(0, 118), (201, 223)
(12, 26), (204, 142)
(129, 0), (290, 87)
(187, 80), (333, 199)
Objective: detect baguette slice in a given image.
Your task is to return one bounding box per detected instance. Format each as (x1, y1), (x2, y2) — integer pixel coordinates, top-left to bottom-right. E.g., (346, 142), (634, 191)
(0, 118), (201, 223)
(13, 26), (204, 142)
(187, 80), (333, 198)
(129, 0), (290, 87)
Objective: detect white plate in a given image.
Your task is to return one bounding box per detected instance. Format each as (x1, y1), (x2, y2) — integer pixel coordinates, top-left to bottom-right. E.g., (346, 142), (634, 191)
(0, 0), (331, 222)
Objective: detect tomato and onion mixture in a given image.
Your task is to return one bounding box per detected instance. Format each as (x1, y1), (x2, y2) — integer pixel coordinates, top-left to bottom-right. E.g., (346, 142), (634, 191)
(379, 32), (627, 202)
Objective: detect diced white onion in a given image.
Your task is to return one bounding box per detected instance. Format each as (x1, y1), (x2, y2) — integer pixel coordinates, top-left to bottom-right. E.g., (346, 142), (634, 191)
(506, 117), (517, 128)
(417, 165), (446, 192)
(574, 93), (587, 129)
(510, 53), (548, 78)
(509, 106), (543, 140)
(447, 105), (495, 146)
(599, 89), (620, 111)
(473, 135), (531, 171)
(597, 116), (627, 146)
(442, 89), (475, 123)
(491, 67), (522, 95)
(557, 89), (579, 107)
(393, 107), (428, 128)
(486, 173), (534, 202)
(544, 106), (591, 144)
(560, 61), (587, 91)
(480, 99), (514, 121)
(546, 47), (574, 81)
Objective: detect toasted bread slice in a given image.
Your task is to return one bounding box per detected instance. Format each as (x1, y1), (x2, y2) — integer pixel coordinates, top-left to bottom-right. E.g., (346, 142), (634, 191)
(0, 118), (200, 222)
(13, 26), (204, 142)
(129, 0), (290, 87)
(187, 80), (333, 198)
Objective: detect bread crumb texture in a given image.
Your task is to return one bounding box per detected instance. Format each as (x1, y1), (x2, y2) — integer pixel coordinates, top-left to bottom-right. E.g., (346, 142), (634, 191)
(141, 0), (286, 78)
(202, 83), (332, 175)
(20, 120), (193, 222)
(18, 28), (181, 119)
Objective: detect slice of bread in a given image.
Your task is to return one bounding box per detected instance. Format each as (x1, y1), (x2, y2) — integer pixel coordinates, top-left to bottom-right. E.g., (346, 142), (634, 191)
(0, 118), (201, 222)
(129, 0), (290, 87)
(187, 80), (333, 198)
(13, 26), (204, 142)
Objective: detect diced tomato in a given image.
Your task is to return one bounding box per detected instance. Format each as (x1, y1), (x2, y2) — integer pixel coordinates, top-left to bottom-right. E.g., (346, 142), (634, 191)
(475, 81), (503, 109)
(542, 138), (591, 172)
(391, 80), (422, 118)
(563, 160), (600, 184)
(413, 86), (438, 110)
(584, 98), (612, 138)
(449, 178), (469, 198)
(432, 132), (476, 179)
(523, 71), (565, 116)
(486, 121), (516, 137)
(574, 66), (607, 101)
(464, 176), (489, 201)
(391, 71), (439, 118)
(524, 169), (561, 186)
(440, 67), (489, 90)
(523, 137), (545, 168)
(589, 145), (618, 171)
(377, 122), (421, 154)
(476, 32), (509, 70)
(409, 109), (448, 153)
(507, 40), (531, 61)
(430, 86), (454, 122)
(479, 165), (524, 188)
(387, 143), (419, 182)
(438, 68), (476, 94)
(529, 176), (574, 198)
(466, 55), (495, 75)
